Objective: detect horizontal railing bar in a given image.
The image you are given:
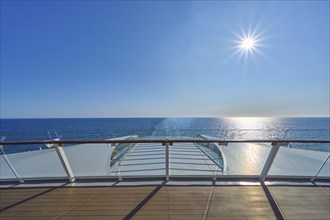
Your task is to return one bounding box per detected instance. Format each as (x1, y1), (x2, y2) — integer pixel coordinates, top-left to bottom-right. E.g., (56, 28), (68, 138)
(1, 175), (329, 182)
(0, 139), (329, 145)
(2, 129), (329, 132)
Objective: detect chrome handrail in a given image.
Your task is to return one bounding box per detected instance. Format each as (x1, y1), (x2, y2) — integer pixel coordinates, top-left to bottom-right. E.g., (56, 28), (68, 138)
(0, 139), (329, 145)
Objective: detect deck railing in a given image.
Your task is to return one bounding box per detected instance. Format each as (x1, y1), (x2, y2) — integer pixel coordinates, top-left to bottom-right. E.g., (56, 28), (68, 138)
(0, 138), (329, 183)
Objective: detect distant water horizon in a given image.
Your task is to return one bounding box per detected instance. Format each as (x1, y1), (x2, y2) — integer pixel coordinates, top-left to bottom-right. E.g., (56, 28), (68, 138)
(1, 117), (329, 153)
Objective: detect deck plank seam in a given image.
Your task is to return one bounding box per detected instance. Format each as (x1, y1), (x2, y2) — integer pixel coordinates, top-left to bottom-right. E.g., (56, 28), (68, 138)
(0, 184), (67, 212)
(202, 185), (214, 220)
(51, 186), (110, 220)
(312, 181), (330, 197)
(124, 183), (164, 220)
(319, 187), (330, 197)
(262, 183), (286, 220)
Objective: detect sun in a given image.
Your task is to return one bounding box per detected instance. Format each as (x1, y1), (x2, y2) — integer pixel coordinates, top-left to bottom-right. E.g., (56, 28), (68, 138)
(228, 26), (265, 62)
(240, 37), (256, 51)
(234, 31), (262, 60)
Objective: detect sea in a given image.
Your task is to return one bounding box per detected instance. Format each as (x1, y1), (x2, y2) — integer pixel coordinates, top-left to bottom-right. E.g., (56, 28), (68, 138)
(0, 117), (329, 154)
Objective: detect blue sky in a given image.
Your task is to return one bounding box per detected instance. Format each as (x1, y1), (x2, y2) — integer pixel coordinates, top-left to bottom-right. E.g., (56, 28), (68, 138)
(1, 1), (329, 118)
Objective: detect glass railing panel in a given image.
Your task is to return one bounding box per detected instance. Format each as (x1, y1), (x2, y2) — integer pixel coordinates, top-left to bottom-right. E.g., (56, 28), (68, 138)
(62, 136), (139, 178)
(0, 131), (53, 154)
(113, 143), (166, 177)
(195, 143), (223, 169)
(63, 143), (114, 178)
(169, 142), (223, 177)
(221, 143), (272, 176)
(0, 155), (17, 180)
(316, 155), (330, 178)
(4, 147), (67, 179)
(0, 138), (329, 181)
(110, 143), (135, 168)
(268, 144), (330, 177)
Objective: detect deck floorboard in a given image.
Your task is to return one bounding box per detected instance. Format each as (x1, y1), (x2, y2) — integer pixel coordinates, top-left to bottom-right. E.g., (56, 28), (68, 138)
(0, 185), (329, 220)
(270, 186), (330, 220)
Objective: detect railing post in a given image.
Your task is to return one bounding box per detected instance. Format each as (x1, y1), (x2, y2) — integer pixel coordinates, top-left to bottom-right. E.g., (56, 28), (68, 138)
(259, 142), (288, 182)
(311, 154), (330, 181)
(118, 169), (122, 181)
(165, 142), (170, 181)
(54, 144), (75, 183)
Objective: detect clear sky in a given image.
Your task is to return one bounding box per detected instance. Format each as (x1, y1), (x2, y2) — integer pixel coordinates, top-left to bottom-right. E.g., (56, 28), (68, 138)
(1, 1), (329, 118)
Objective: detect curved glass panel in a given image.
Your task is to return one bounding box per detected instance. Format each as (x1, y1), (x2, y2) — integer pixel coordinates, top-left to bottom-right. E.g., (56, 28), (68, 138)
(113, 143), (165, 177)
(194, 135), (272, 176)
(170, 142), (220, 176)
(195, 143), (224, 170)
(110, 143), (135, 168)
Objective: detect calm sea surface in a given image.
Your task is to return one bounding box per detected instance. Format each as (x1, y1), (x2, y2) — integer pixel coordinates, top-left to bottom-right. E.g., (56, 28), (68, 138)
(1, 117), (329, 153)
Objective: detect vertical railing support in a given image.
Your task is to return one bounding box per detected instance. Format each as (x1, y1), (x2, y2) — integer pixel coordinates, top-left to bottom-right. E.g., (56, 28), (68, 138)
(118, 171), (123, 181)
(165, 142), (170, 181)
(311, 154), (330, 181)
(54, 143), (75, 183)
(259, 142), (288, 182)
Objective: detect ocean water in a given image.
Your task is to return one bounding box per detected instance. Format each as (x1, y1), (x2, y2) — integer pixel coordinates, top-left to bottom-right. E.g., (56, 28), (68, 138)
(0, 117), (329, 153)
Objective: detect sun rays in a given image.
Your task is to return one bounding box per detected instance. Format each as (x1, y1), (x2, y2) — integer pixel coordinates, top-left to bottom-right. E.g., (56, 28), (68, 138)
(239, 37), (256, 51)
(236, 31), (263, 60)
(226, 26), (265, 64)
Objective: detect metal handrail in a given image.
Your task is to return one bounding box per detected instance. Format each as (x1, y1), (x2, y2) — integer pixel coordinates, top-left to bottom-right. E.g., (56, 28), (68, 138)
(0, 139), (329, 145)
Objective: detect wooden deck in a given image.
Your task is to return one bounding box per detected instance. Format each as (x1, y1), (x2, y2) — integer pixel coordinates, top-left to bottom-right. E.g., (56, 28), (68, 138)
(0, 184), (329, 220)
